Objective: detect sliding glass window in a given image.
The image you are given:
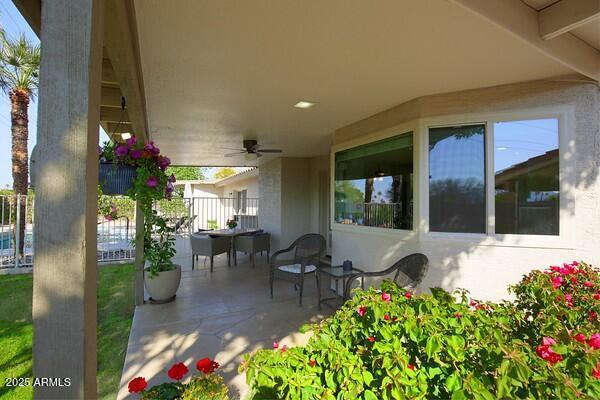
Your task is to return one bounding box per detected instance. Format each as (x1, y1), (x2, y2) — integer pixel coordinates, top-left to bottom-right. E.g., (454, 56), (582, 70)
(429, 125), (486, 233)
(334, 133), (413, 230)
(494, 119), (559, 235)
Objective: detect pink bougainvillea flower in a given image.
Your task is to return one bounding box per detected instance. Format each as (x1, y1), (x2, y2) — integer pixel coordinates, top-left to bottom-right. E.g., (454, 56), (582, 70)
(115, 144), (129, 157)
(572, 261), (579, 266)
(574, 333), (587, 343)
(542, 337), (557, 346)
(584, 281), (594, 287)
(384, 314), (391, 321)
(381, 292), (391, 303)
(196, 357), (219, 374)
(594, 293), (600, 300)
(280, 345), (287, 353)
(570, 277), (578, 284)
(130, 149), (142, 159)
(550, 265), (560, 272)
(404, 292), (412, 299)
(368, 336), (375, 343)
(407, 364), (415, 371)
(564, 293), (573, 308)
(551, 276), (564, 289)
(272, 342), (279, 349)
(167, 362), (188, 381)
(128, 377), (147, 393)
(588, 334), (600, 350)
(536, 337), (563, 365)
(469, 299), (478, 307)
(357, 306), (367, 317)
(146, 176), (158, 188)
(590, 311), (598, 321)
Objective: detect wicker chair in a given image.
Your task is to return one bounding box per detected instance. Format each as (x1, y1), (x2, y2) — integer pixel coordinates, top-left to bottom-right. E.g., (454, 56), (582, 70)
(234, 232), (270, 268)
(343, 253), (429, 300)
(269, 233), (326, 306)
(190, 234), (231, 272)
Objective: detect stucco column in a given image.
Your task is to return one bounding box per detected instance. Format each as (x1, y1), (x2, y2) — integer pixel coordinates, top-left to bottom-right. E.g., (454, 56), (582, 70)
(32, 0), (104, 398)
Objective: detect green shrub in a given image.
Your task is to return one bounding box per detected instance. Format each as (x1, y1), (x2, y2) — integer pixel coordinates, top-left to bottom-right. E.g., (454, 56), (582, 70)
(242, 261), (600, 399)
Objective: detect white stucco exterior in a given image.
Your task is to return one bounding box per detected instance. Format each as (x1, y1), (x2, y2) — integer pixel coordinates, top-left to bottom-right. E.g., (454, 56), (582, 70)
(328, 79), (599, 301)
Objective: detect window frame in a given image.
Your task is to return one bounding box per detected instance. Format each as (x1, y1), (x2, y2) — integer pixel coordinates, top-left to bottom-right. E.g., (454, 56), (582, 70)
(330, 121), (419, 239)
(419, 106), (575, 249)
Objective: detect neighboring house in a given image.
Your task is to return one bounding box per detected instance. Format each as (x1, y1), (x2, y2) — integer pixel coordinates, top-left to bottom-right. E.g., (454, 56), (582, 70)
(174, 168), (259, 230)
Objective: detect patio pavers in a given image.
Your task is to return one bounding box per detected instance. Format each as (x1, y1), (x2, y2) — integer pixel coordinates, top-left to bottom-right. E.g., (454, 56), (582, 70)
(117, 238), (332, 399)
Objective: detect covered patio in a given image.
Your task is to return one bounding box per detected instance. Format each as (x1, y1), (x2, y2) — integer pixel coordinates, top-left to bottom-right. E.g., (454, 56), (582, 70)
(10, 0), (600, 398)
(117, 239), (331, 399)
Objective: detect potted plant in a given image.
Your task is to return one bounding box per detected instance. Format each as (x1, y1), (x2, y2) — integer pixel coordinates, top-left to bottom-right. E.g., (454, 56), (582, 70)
(127, 357), (229, 400)
(99, 140), (137, 195)
(226, 218), (237, 230)
(99, 135), (180, 302)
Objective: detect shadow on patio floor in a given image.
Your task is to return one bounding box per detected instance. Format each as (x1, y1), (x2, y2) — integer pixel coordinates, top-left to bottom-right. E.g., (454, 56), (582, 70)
(117, 238), (333, 399)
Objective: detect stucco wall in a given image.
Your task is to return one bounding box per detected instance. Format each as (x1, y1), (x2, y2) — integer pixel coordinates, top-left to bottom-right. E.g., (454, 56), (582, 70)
(259, 158), (283, 250)
(332, 78), (600, 301)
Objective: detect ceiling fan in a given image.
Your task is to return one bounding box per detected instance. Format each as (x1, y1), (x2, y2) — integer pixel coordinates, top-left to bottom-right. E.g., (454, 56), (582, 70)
(223, 140), (282, 160)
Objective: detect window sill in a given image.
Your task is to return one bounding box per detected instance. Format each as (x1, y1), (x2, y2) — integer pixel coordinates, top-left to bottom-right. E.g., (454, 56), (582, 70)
(332, 223), (416, 240)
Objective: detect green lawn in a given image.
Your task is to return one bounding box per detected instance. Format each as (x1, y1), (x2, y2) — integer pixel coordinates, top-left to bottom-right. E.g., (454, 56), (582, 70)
(0, 264), (136, 400)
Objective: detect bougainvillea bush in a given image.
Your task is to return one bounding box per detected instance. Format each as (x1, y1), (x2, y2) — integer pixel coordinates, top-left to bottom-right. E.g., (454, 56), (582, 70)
(128, 357), (230, 400)
(241, 261), (600, 399)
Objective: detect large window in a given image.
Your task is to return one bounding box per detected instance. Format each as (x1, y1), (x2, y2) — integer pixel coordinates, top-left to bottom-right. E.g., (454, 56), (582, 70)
(429, 125), (486, 233)
(494, 119), (559, 235)
(335, 133), (413, 230)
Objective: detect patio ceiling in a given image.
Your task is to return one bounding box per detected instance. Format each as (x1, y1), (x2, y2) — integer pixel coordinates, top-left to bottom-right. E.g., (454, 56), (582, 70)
(132, 0), (583, 166)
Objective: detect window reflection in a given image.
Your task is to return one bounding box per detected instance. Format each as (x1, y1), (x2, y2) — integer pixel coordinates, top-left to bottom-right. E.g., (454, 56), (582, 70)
(335, 133), (413, 230)
(494, 119), (559, 235)
(429, 125), (486, 233)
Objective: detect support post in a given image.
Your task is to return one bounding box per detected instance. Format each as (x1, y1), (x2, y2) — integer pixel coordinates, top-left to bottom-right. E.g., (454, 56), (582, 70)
(134, 201), (145, 305)
(32, 0), (104, 398)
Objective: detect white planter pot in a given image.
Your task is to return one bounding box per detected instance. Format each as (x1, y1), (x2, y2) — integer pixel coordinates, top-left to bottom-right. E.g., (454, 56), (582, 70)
(144, 264), (181, 303)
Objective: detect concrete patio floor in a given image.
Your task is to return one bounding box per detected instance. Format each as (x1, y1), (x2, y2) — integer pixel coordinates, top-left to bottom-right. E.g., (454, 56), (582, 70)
(117, 238), (333, 399)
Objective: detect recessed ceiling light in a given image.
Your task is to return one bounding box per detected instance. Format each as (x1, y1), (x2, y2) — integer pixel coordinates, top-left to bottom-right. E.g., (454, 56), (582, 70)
(497, 147), (507, 151)
(293, 100), (317, 109)
(121, 132), (132, 140)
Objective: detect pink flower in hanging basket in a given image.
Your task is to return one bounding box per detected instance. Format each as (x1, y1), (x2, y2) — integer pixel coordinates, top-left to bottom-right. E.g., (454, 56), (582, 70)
(146, 176), (158, 188)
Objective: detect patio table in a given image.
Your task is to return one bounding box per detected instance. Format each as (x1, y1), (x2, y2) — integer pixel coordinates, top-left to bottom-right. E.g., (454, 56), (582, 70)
(317, 265), (363, 310)
(204, 228), (263, 265)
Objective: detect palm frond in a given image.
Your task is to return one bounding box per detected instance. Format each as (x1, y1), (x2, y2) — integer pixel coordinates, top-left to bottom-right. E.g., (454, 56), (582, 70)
(0, 32), (40, 98)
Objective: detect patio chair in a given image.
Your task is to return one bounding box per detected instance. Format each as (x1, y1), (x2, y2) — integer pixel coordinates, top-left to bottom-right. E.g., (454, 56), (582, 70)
(269, 233), (326, 306)
(343, 253), (429, 300)
(234, 232), (270, 268)
(190, 234), (231, 272)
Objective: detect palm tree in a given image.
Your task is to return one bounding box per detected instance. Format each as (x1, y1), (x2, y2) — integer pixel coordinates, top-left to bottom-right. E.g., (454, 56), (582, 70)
(0, 31), (40, 258)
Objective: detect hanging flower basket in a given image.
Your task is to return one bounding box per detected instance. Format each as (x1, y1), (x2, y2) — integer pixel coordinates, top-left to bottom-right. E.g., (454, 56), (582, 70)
(99, 162), (137, 195)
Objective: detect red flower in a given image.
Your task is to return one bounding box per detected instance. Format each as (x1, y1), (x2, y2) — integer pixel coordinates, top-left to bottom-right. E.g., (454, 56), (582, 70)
(357, 306), (367, 317)
(280, 345), (287, 353)
(594, 293), (600, 300)
(570, 277), (577, 284)
(584, 281), (594, 287)
(384, 314), (391, 321)
(128, 377), (147, 393)
(309, 359), (316, 367)
(536, 337), (562, 365)
(469, 299), (477, 307)
(588, 334), (600, 350)
(368, 336), (375, 343)
(404, 292), (412, 299)
(574, 333), (587, 343)
(407, 363), (415, 370)
(196, 358), (219, 374)
(590, 311), (598, 321)
(381, 292), (391, 303)
(593, 363), (600, 379)
(272, 342), (279, 349)
(167, 362), (188, 381)
(454, 312), (462, 318)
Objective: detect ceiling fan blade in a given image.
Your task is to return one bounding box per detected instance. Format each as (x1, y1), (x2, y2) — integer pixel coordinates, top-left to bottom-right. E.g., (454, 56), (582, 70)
(220, 147), (243, 151)
(258, 149), (282, 153)
(224, 152), (243, 157)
